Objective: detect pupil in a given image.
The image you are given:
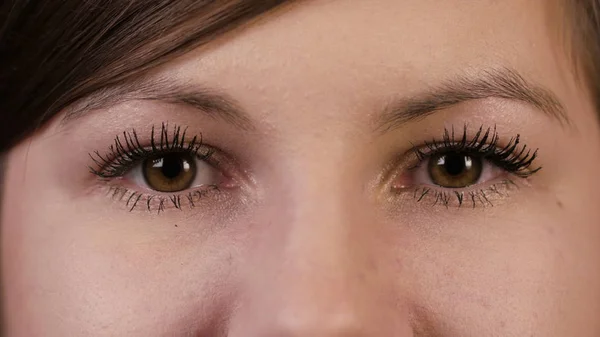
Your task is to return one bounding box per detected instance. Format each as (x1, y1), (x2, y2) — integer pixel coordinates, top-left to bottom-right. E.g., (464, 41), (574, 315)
(160, 155), (184, 179)
(443, 154), (467, 176)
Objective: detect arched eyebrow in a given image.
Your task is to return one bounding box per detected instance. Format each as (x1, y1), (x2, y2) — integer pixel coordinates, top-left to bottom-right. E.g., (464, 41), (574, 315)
(61, 77), (256, 131)
(63, 67), (568, 132)
(375, 67), (569, 133)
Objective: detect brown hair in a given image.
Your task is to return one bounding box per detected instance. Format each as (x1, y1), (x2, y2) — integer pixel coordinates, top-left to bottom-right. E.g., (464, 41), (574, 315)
(0, 0), (292, 153)
(0, 2), (291, 335)
(0, 1), (598, 335)
(566, 0), (600, 110)
(0, 1), (599, 153)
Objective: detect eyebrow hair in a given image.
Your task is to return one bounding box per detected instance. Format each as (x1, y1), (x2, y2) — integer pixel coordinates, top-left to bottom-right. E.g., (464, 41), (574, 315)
(376, 68), (569, 133)
(62, 77), (255, 131)
(64, 68), (567, 134)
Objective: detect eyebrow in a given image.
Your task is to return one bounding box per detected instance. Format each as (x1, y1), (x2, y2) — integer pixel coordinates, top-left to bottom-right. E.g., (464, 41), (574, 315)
(64, 68), (568, 133)
(376, 67), (569, 133)
(62, 77), (255, 131)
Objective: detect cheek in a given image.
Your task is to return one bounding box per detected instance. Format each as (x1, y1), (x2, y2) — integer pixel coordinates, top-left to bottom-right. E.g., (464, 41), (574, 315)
(2, 143), (239, 336)
(420, 201), (600, 335)
(5, 125), (600, 336)
(4, 206), (240, 335)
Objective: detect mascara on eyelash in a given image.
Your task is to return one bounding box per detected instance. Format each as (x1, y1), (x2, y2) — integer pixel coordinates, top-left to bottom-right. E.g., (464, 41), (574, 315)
(89, 123), (225, 213)
(106, 185), (220, 213)
(397, 124), (541, 208)
(411, 124), (542, 178)
(88, 122), (212, 179)
(411, 179), (519, 209)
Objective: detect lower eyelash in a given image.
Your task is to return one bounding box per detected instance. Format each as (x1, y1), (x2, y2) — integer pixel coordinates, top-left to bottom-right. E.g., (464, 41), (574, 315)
(88, 123), (233, 214)
(411, 179), (519, 208)
(107, 185), (220, 214)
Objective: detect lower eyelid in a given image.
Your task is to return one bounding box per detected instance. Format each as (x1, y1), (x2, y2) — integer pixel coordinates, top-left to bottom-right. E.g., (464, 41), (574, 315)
(399, 178), (521, 208)
(100, 184), (225, 213)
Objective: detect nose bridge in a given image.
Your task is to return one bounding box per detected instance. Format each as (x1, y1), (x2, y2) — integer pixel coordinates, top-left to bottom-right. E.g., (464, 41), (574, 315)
(280, 179), (371, 307)
(268, 151), (369, 262)
(274, 157), (375, 299)
(227, 164), (413, 336)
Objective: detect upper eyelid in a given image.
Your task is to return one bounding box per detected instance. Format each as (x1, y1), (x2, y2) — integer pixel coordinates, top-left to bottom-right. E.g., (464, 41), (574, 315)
(397, 124), (540, 171)
(411, 150), (539, 185)
(412, 126), (525, 159)
(90, 146), (217, 179)
(89, 123), (214, 178)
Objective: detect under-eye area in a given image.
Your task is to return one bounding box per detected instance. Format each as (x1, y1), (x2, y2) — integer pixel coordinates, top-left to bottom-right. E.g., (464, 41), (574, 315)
(409, 179), (520, 208)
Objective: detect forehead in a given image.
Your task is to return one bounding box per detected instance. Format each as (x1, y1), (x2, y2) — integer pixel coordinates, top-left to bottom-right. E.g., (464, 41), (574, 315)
(138, 0), (577, 130)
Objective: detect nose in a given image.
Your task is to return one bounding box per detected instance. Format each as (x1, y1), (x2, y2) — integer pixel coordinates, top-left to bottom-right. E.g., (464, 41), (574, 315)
(226, 179), (414, 337)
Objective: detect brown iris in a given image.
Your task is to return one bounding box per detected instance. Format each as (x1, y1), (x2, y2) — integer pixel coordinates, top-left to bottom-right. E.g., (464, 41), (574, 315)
(143, 153), (196, 192)
(428, 152), (483, 188)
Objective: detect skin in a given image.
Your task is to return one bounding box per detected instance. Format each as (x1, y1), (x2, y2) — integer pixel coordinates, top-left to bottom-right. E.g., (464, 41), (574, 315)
(3, 0), (600, 336)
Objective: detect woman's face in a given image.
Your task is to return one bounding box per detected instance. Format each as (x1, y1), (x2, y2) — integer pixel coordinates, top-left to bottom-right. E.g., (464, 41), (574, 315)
(3, 0), (600, 336)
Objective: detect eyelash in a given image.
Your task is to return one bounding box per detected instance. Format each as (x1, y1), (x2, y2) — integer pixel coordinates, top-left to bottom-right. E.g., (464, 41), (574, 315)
(90, 123), (540, 213)
(409, 179), (519, 208)
(404, 125), (541, 208)
(89, 123), (214, 178)
(89, 123), (222, 213)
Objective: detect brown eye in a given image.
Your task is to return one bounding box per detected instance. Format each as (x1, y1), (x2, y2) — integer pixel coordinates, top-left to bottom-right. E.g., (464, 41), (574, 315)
(143, 153), (197, 192)
(428, 152), (483, 188)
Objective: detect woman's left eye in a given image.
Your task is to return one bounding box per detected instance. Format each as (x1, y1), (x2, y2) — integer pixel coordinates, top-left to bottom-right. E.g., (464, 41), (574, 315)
(127, 153), (221, 193)
(416, 151), (503, 188)
(392, 127), (541, 207)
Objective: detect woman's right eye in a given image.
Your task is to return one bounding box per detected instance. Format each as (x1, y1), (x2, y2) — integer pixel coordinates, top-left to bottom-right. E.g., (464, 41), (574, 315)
(127, 153), (221, 193)
(89, 124), (243, 212)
